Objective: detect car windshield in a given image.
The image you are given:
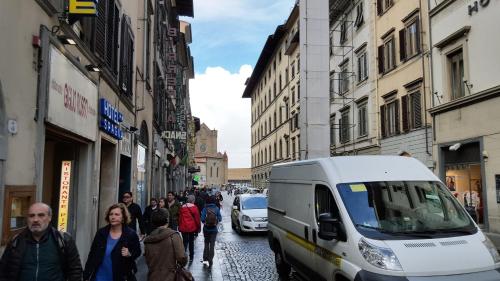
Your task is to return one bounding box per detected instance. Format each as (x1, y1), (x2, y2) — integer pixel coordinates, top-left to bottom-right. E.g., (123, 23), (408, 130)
(241, 197), (268, 210)
(337, 181), (476, 238)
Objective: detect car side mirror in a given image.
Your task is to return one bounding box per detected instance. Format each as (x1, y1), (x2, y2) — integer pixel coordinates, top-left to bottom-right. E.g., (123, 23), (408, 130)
(318, 213), (346, 241)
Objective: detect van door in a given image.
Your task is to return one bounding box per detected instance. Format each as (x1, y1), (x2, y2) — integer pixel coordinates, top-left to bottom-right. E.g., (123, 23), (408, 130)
(313, 184), (349, 281)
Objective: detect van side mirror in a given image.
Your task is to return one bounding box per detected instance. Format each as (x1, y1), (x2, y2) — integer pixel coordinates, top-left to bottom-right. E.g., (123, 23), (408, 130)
(318, 213), (346, 241)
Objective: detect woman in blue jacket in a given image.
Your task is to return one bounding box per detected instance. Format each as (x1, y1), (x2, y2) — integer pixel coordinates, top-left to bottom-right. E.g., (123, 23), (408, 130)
(84, 203), (141, 281)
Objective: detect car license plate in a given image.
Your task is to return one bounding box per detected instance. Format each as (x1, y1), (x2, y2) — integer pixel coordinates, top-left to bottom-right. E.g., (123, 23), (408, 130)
(259, 223), (267, 228)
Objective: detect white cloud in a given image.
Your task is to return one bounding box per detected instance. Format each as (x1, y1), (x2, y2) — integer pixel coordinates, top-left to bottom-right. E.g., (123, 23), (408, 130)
(193, 0), (295, 23)
(189, 65), (253, 168)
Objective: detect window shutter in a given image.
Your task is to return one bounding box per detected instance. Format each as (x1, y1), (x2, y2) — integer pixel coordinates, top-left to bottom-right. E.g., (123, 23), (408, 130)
(380, 105), (386, 138)
(413, 92), (422, 128)
(377, 0), (382, 15)
(359, 3), (364, 26)
(112, 4), (119, 74)
(378, 45), (384, 73)
(401, 95), (409, 132)
(391, 39), (396, 69)
(95, 0), (106, 59)
(399, 29), (406, 61)
(415, 18), (421, 54)
(395, 100), (400, 134)
(364, 53), (368, 79)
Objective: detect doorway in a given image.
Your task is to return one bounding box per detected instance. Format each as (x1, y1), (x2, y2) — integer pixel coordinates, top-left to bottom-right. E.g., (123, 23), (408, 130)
(98, 139), (117, 226)
(119, 155), (131, 199)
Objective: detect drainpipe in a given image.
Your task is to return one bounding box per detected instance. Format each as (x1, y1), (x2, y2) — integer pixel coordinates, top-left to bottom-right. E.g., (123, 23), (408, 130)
(420, 0), (432, 157)
(426, 0), (437, 146)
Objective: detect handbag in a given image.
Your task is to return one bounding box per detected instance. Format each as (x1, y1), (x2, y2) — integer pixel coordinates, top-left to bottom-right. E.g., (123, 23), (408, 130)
(170, 235), (195, 281)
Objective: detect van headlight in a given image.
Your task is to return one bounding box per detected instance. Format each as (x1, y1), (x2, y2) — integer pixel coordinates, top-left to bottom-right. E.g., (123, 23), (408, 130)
(482, 236), (500, 263)
(242, 215), (252, 222)
(358, 238), (402, 271)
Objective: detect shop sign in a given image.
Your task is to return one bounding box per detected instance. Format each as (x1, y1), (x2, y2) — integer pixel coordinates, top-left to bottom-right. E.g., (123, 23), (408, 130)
(166, 27), (178, 98)
(47, 45), (98, 141)
(161, 131), (187, 140)
(120, 130), (132, 157)
(57, 161), (72, 232)
(99, 98), (123, 140)
(468, 0), (490, 15)
(69, 0), (97, 16)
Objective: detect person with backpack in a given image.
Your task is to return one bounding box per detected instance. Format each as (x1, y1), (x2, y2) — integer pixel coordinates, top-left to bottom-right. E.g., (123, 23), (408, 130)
(200, 196), (222, 267)
(178, 195), (201, 262)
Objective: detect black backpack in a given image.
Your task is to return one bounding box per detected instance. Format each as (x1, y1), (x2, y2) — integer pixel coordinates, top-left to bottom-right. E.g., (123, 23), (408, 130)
(205, 208), (217, 227)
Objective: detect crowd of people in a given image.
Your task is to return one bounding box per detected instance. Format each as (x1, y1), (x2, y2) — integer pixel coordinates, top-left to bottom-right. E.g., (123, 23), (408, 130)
(0, 187), (225, 281)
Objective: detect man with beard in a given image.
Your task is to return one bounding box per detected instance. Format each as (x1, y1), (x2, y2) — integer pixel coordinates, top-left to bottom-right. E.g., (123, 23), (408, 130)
(122, 191), (146, 239)
(0, 202), (83, 281)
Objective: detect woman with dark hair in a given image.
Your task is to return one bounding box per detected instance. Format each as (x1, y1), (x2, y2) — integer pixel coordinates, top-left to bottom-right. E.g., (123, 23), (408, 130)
(144, 208), (187, 281)
(84, 203), (141, 281)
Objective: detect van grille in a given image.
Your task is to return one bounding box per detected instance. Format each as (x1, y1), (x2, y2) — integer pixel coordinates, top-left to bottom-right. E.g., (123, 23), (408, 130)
(439, 240), (468, 246)
(403, 242), (436, 248)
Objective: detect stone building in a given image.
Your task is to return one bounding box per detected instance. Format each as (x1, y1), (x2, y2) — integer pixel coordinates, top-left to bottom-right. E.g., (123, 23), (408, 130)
(194, 123), (228, 187)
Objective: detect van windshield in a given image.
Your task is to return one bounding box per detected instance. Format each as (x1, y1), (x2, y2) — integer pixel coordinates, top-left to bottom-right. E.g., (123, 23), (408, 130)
(337, 181), (476, 239)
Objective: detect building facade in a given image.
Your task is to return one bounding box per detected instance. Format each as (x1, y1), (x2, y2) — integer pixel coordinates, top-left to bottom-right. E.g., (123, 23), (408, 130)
(194, 123), (228, 187)
(227, 168), (252, 186)
(243, 5), (300, 188)
(329, 0), (380, 156)
(375, 0), (433, 167)
(429, 0), (500, 235)
(0, 0), (194, 257)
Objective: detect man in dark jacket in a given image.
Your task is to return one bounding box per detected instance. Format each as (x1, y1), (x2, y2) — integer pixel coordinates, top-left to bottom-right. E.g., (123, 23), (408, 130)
(122, 191), (145, 238)
(0, 202), (83, 281)
(143, 198), (158, 235)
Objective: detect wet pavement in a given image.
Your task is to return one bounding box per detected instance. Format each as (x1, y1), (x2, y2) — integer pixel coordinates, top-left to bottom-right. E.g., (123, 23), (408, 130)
(136, 192), (304, 281)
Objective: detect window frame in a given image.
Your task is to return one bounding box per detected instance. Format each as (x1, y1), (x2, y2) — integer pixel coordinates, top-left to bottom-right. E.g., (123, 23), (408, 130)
(383, 35), (396, 73)
(357, 50), (368, 83)
(357, 102), (368, 137)
(448, 49), (466, 100)
(340, 109), (350, 144)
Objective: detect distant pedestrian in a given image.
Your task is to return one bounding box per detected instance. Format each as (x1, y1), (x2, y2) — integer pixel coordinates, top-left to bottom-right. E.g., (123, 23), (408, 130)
(122, 192), (145, 239)
(215, 191), (224, 209)
(144, 208), (187, 281)
(159, 197), (166, 209)
(178, 195), (201, 261)
(167, 192), (181, 231)
(201, 196), (222, 267)
(143, 198), (158, 235)
(0, 202), (83, 281)
(84, 203), (141, 281)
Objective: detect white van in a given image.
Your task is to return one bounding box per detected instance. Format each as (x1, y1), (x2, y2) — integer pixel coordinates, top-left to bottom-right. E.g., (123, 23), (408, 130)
(267, 156), (500, 281)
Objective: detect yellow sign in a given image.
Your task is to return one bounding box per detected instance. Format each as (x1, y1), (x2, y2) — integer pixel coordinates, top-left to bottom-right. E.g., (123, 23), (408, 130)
(69, 0), (97, 15)
(57, 161), (72, 232)
(350, 184), (367, 192)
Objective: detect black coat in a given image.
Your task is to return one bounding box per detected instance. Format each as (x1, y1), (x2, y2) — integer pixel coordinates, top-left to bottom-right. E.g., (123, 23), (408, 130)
(83, 225), (141, 281)
(0, 227), (83, 281)
(143, 205), (158, 235)
(126, 203), (145, 234)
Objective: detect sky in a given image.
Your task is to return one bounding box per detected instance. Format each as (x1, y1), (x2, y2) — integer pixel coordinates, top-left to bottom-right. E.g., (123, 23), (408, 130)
(184, 0), (296, 168)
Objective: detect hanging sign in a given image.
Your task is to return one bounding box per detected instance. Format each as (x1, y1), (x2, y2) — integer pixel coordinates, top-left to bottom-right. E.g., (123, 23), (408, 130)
(57, 161), (72, 232)
(69, 0), (97, 16)
(99, 98), (123, 140)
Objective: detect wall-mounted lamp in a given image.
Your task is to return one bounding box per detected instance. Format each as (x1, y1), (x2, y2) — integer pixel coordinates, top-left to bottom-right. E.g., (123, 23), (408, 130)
(449, 143), (461, 151)
(57, 35), (77, 45)
(85, 64), (100, 72)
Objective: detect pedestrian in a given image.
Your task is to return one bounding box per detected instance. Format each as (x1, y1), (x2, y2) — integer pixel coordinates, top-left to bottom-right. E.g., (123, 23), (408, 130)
(0, 202), (83, 281)
(159, 197), (166, 209)
(167, 191), (181, 231)
(83, 203), (141, 281)
(143, 198), (158, 235)
(215, 191), (224, 209)
(201, 196), (222, 267)
(144, 208), (187, 281)
(178, 195), (201, 261)
(121, 192), (145, 239)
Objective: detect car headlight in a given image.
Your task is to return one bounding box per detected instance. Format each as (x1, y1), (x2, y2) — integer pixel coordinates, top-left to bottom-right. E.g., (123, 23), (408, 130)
(482, 236), (500, 263)
(358, 238), (402, 271)
(242, 215), (252, 222)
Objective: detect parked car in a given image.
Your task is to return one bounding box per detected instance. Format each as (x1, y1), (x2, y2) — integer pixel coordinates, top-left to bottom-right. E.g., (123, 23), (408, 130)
(268, 156), (500, 281)
(231, 194), (268, 234)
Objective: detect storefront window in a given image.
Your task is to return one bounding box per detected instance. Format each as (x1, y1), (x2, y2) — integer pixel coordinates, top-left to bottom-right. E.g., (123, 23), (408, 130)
(445, 164), (483, 225)
(2, 186), (35, 245)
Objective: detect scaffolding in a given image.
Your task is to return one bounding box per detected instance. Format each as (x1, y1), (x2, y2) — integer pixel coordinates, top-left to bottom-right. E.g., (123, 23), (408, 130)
(329, 0), (361, 156)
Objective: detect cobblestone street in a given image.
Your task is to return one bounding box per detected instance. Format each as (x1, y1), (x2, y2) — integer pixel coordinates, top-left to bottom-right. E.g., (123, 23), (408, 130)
(136, 192), (303, 281)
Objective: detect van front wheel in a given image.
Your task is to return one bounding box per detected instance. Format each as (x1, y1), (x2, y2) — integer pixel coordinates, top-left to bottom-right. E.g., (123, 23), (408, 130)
(274, 245), (291, 278)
